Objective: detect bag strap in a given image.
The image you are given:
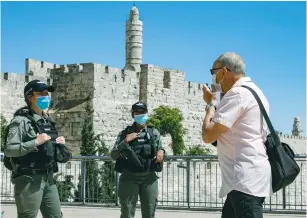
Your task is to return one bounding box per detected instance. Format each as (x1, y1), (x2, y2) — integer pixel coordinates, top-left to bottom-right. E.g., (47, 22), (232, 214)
(24, 113), (42, 134)
(146, 127), (156, 140)
(241, 85), (280, 145)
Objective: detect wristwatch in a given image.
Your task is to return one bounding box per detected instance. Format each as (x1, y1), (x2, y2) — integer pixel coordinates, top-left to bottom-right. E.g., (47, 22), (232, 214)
(205, 101), (217, 111)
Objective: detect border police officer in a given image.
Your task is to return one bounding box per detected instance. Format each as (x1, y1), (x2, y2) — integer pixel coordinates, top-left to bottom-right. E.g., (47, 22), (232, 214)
(3, 80), (71, 218)
(111, 102), (166, 218)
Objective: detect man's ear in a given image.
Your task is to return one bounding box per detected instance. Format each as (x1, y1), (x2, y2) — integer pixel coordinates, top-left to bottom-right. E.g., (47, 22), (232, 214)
(222, 67), (228, 75)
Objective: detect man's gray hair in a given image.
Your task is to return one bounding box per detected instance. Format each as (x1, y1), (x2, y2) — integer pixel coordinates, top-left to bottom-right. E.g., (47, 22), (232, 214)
(216, 52), (245, 74)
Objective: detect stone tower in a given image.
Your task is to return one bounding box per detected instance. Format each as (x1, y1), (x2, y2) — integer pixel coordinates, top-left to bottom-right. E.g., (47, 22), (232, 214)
(124, 6), (143, 72)
(292, 116), (303, 136)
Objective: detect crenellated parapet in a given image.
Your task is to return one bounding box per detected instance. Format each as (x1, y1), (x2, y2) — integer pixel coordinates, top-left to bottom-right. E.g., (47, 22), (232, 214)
(280, 134), (307, 140)
(279, 134), (307, 154)
(185, 80), (205, 96)
(26, 58), (59, 78)
(50, 63), (95, 76)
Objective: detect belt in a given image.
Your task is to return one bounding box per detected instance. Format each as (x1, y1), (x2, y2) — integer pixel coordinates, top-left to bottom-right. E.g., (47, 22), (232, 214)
(17, 167), (54, 175)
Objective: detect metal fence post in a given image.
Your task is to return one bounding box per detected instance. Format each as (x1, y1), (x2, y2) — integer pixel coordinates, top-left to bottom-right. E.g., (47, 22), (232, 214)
(81, 160), (87, 205)
(115, 172), (119, 206)
(282, 187), (286, 209)
(186, 160), (191, 208)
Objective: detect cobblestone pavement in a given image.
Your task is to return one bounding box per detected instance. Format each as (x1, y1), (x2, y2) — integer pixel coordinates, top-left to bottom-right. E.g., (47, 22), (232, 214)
(1, 204), (306, 218)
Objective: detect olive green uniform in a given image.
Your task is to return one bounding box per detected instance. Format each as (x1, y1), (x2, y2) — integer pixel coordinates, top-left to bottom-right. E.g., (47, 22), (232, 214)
(111, 125), (165, 218)
(4, 112), (62, 218)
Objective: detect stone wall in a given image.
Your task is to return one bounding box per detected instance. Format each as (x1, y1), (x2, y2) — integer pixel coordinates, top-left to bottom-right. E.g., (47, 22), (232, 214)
(140, 64), (212, 152)
(0, 72), (27, 121)
(280, 135), (307, 155)
(182, 80), (209, 149)
(1, 59), (306, 155)
(51, 111), (89, 155)
(0, 72), (50, 122)
(140, 64), (185, 109)
(92, 64), (140, 148)
(50, 63), (95, 106)
(1, 58), (56, 121)
(49, 63), (96, 154)
(26, 58), (59, 79)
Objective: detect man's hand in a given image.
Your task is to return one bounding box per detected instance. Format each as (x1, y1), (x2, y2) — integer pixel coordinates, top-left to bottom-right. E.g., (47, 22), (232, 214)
(124, 133), (140, 144)
(155, 150), (164, 162)
(56, 136), (66, 145)
(35, 133), (51, 146)
(203, 84), (217, 104)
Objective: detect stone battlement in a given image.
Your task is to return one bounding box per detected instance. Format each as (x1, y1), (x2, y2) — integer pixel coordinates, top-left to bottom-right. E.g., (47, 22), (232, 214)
(50, 63), (95, 75)
(1, 71), (50, 84)
(280, 134), (306, 140)
(1, 72), (26, 82)
(142, 64), (185, 75)
(185, 80), (204, 96)
(26, 58), (59, 78)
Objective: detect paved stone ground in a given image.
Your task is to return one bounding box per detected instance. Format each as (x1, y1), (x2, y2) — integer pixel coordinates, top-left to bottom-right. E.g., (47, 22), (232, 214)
(1, 204), (306, 218)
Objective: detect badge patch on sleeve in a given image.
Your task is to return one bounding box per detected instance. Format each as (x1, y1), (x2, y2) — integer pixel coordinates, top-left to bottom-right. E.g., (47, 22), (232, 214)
(7, 126), (19, 142)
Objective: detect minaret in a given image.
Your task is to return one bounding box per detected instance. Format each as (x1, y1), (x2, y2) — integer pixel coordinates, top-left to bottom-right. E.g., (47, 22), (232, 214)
(125, 6), (143, 72)
(292, 116), (303, 136)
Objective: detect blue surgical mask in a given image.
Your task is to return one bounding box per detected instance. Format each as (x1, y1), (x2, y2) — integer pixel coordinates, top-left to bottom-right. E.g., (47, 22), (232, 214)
(36, 96), (51, 110)
(134, 114), (149, 125)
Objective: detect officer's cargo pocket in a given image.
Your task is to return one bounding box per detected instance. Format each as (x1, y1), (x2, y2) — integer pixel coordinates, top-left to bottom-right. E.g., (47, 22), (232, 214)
(12, 175), (33, 196)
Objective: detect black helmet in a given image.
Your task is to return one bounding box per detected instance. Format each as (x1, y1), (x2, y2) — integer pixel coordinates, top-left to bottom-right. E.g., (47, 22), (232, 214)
(131, 102), (148, 116)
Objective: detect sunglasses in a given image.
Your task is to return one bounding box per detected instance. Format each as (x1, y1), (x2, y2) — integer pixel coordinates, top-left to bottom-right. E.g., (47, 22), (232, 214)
(210, 67), (231, 75)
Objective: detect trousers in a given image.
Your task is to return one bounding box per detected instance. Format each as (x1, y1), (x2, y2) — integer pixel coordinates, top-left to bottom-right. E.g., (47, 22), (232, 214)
(12, 173), (62, 218)
(118, 171), (158, 218)
(221, 190), (265, 218)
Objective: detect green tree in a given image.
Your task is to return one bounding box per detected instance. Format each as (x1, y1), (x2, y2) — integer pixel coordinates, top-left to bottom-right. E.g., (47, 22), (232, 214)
(186, 145), (212, 155)
(148, 106), (185, 155)
(74, 101), (116, 204)
(54, 174), (76, 202)
(1, 115), (8, 152)
(96, 134), (116, 204)
(74, 101), (101, 203)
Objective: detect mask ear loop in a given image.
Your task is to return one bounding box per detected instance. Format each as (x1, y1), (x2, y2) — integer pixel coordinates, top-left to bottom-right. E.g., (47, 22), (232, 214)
(30, 94), (40, 109)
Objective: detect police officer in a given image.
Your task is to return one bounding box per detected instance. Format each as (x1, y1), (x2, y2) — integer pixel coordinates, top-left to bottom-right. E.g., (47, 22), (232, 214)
(3, 80), (69, 218)
(111, 102), (166, 218)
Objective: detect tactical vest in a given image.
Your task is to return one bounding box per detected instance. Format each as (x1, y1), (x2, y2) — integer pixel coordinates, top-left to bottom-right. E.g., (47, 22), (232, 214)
(115, 125), (163, 173)
(4, 107), (59, 174)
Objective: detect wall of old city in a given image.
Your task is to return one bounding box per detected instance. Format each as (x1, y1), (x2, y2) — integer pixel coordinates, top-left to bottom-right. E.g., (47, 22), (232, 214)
(1, 59), (306, 155)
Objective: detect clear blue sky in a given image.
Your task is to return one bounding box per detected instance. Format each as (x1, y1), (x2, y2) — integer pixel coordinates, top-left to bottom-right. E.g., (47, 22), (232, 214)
(1, 1), (306, 136)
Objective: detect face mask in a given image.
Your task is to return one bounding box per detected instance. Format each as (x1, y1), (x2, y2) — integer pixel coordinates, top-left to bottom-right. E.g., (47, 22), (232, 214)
(36, 96), (51, 110)
(134, 114), (149, 125)
(212, 74), (223, 92)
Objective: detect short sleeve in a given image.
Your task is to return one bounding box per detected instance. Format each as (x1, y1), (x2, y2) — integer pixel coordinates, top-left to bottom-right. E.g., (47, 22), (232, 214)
(212, 88), (245, 128)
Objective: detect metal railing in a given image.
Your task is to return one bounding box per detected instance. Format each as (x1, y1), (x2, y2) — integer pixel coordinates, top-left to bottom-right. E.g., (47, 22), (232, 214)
(1, 155), (306, 212)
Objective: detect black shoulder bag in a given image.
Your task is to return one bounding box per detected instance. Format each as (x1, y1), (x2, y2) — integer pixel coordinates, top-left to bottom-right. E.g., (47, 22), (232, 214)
(242, 85), (300, 193)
